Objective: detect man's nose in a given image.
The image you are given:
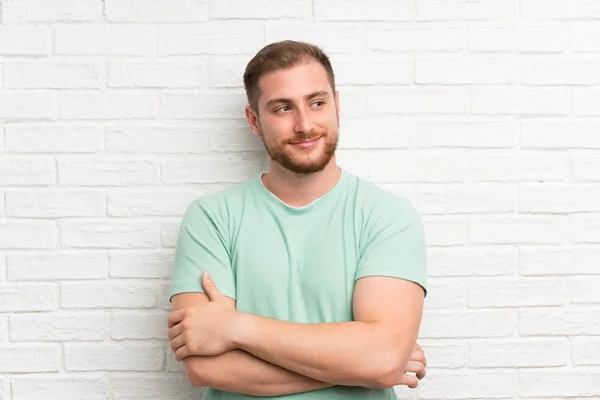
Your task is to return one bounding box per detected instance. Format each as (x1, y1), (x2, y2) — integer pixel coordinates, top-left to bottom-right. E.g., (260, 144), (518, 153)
(293, 108), (315, 134)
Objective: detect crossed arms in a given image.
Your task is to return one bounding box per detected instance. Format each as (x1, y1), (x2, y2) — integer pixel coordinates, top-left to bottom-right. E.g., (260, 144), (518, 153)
(168, 272), (425, 397)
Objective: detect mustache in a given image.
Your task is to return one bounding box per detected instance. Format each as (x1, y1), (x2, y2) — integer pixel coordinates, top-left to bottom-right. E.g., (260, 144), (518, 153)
(288, 129), (328, 144)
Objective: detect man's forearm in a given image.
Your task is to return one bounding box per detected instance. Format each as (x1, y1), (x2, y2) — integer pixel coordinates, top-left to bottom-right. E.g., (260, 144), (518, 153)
(233, 314), (408, 388)
(184, 349), (333, 396)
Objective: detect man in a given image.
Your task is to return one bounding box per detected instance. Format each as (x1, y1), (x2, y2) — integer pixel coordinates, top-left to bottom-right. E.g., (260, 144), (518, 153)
(167, 40), (428, 399)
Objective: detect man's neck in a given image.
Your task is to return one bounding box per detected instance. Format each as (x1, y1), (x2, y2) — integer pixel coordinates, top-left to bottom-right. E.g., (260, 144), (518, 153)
(261, 157), (342, 208)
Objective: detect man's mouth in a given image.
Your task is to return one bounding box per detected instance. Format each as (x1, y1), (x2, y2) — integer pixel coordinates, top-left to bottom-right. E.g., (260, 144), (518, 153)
(289, 136), (322, 148)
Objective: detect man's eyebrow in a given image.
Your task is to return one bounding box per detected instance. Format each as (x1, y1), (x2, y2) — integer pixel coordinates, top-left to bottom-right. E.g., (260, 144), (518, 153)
(265, 91), (330, 109)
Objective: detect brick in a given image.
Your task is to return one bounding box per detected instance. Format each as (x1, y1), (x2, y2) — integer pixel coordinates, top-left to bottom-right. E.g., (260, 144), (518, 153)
(0, 283), (57, 312)
(0, 157), (55, 186)
(420, 370), (516, 399)
(417, 183), (516, 214)
(572, 337), (600, 366)
(571, 214), (600, 244)
(11, 376), (108, 400)
(469, 277), (565, 307)
(521, 0), (600, 20)
(422, 217), (468, 246)
(160, 90), (246, 119)
(5, 124), (103, 153)
(421, 309), (517, 339)
(7, 252), (109, 281)
(58, 157), (159, 186)
(110, 375), (204, 399)
(368, 152), (464, 183)
(0, 315), (6, 341)
(415, 57), (516, 84)
(415, 120), (517, 148)
(59, 91), (159, 120)
(61, 281), (159, 309)
(339, 118), (414, 150)
(207, 55), (248, 88)
(466, 152), (567, 182)
(160, 221), (180, 248)
(111, 311), (168, 339)
(0, 26), (50, 55)
(166, 346), (184, 372)
(336, 149), (369, 178)
(211, 0), (308, 19)
(519, 370), (600, 397)
(156, 282), (171, 310)
(61, 220), (161, 249)
(366, 27), (464, 52)
(570, 277), (600, 304)
(2, 0), (102, 23)
(571, 22), (600, 52)
(110, 251), (174, 278)
(417, 340), (467, 369)
(334, 55), (413, 85)
(108, 60), (207, 89)
(338, 87), (368, 118)
(64, 342), (164, 371)
(424, 278), (466, 309)
(55, 25), (154, 56)
(161, 154), (263, 184)
(266, 24), (366, 54)
(0, 344), (60, 373)
(107, 190), (198, 217)
(573, 151), (600, 182)
(4, 61), (100, 89)
(469, 339), (568, 367)
(6, 190), (104, 218)
(105, 0), (208, 21)
(368, 88), (469, 115)
(158, 23), (264, 55)
(207, 119), (264, 152)
(0, 221), (57, 250)
(575, 87), (600, 115)
(520, 308), (600, 336)
(0, 91), (56, 120)
(521, 120), (600, 149)
(106, 125), (209, 153)
(472, 87), (571, 115)
(520, 184), (600, 213)
(417, 0), (517, 21)
(429, 246), (517, 277)
(315, 0), (414, 21)
(469, 216), (567, 245)
(469, 24), (566, 53)
(520, 246), (600, 276)
(10, 312), (109, 341)
(520, 56), (600, 85)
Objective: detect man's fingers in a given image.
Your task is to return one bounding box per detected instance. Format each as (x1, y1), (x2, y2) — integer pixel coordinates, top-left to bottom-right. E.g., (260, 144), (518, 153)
(405, 360), (426, 380)
(201, 271), (225, 301)
(170, 333), (185, 353)
(167, 309), (184, 328)
(175, 344), (190, 361)
(397, 373), (419, 389)
(168, 321), (183, 340)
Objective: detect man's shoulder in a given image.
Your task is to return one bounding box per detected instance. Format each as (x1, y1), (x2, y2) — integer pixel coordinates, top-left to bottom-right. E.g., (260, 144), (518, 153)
(349, 173), (416, 217)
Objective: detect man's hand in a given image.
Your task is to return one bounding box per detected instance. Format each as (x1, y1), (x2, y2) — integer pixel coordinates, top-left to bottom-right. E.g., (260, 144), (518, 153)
(168, 271), (239, 360)
(397, 342), (427, 389)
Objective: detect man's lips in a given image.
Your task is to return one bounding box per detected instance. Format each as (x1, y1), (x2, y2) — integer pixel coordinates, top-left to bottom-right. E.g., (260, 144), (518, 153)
(289, 136), (322, 145)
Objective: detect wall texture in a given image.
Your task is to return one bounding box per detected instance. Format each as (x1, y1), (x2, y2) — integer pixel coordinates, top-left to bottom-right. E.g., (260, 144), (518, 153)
(1, 0), (600, 399)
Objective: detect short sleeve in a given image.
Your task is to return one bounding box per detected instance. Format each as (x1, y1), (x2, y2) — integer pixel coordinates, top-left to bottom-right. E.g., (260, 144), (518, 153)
(355, 197), (428, 297)
(169, 200), (236, 302)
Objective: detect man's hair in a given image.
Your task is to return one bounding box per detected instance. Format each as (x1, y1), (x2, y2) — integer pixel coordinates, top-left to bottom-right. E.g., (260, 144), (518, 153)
(243, 40), (336, 114)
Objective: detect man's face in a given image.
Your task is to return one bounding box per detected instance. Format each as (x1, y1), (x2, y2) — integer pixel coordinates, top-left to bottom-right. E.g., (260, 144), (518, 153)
(248, 60), (340, 174)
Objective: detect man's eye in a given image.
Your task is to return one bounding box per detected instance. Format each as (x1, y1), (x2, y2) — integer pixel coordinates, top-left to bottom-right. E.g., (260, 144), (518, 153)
(312, 101), (325, 107)
(276, 106), (291, 113)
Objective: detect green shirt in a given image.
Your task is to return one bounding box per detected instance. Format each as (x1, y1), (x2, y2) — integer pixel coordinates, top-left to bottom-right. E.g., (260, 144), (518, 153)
(170, 169), (428, 400)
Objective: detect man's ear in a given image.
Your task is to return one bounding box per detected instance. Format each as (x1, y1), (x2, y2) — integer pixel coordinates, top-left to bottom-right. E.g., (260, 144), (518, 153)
(245, 105), (260, 137)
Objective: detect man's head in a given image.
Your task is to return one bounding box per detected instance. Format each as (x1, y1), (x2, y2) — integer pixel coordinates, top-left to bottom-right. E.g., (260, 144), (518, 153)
(243, 40), (340, 175)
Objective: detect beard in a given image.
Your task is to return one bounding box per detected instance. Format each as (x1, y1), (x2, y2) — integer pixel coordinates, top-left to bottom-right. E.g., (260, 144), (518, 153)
(258, 123), (339, 175)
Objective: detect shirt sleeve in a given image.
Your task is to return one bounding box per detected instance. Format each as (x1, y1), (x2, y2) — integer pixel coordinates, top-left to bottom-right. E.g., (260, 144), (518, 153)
(169, 200), (236, 302)
(355, 196), (428, 297)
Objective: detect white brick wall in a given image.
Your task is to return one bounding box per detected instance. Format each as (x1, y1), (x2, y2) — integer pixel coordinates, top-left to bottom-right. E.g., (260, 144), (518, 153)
(1, 0), (599, 399)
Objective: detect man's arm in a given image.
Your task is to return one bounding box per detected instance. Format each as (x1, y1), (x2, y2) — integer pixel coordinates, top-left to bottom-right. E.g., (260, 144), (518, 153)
(232, 276), (424, 388)
(172, 292), (334, 396)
